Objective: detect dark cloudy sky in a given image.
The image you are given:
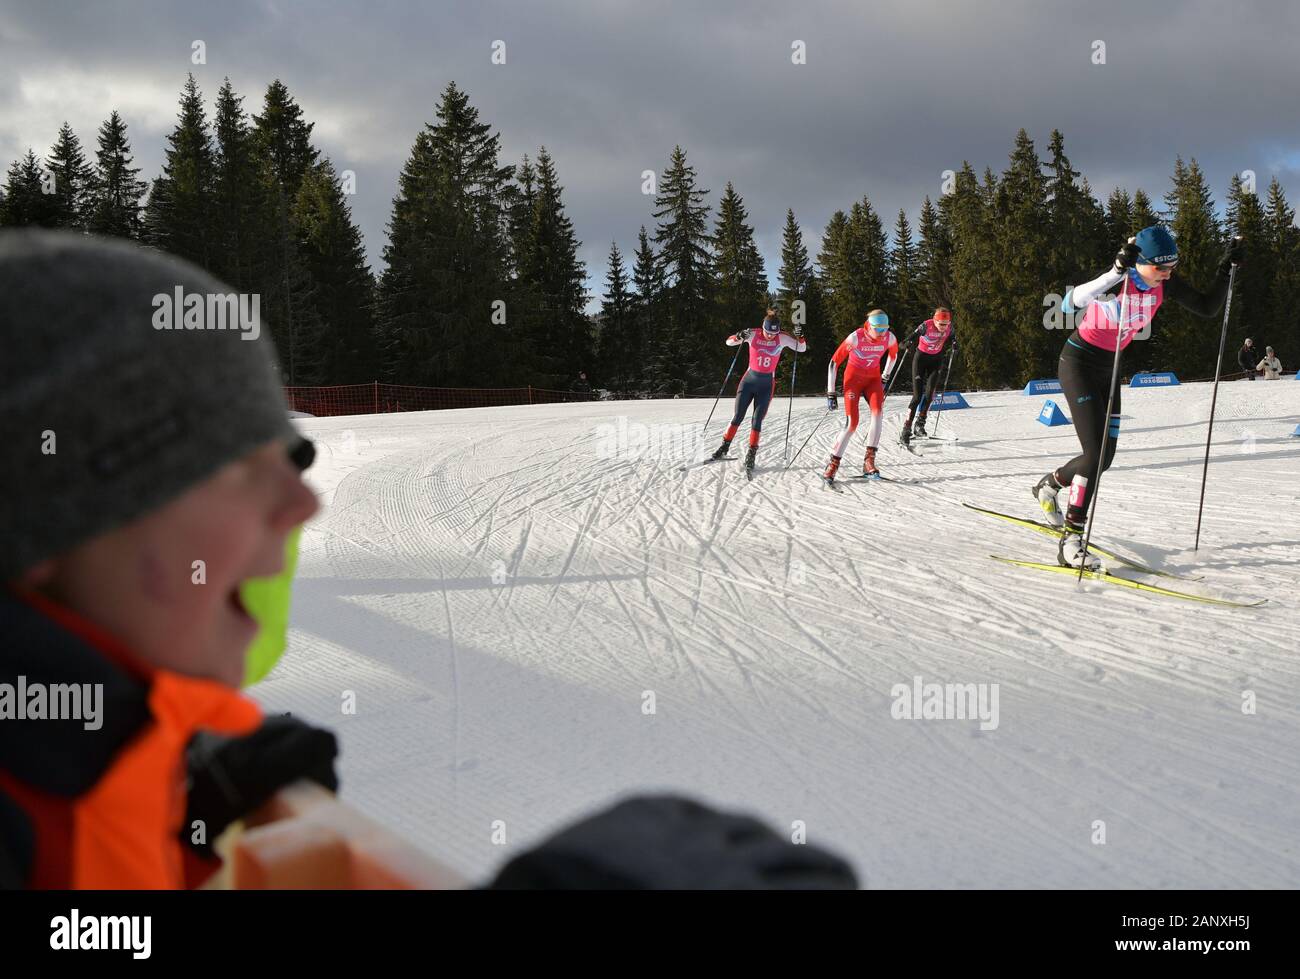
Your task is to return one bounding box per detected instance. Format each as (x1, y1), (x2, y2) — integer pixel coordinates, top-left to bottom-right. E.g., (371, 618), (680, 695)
(3, 0), (1297, 309)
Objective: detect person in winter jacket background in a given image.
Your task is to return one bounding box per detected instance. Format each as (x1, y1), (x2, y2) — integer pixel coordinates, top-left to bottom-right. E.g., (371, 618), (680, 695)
(1237, 337), (1258, 379)
(1256, 346), (1283, 379)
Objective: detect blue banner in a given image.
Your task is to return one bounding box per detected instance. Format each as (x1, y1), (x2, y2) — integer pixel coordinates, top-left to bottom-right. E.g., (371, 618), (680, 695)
(1023, 379), (1061, 395)
(1129, 372), (1180, 388)
(929, 391), (970, 410)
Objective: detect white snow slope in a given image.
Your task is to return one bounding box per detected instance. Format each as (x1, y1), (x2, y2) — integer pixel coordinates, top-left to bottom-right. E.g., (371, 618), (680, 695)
(252, 379), (1300, 888)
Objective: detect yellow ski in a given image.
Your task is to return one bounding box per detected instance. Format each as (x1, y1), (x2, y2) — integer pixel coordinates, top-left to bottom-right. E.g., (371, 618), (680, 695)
(989, 555), (1266, 608)
(963, 501), (1199, 581)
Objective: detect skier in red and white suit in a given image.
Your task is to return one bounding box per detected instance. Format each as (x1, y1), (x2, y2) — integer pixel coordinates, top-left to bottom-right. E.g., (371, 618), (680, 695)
(823, 309), (898, 481)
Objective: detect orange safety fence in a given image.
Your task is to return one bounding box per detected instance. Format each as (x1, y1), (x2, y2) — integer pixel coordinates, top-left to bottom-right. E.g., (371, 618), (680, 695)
(285, 381), (595, 417)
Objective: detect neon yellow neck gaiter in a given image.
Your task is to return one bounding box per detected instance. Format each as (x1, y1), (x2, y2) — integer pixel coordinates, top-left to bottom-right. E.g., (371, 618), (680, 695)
(239, 525), (302, 687)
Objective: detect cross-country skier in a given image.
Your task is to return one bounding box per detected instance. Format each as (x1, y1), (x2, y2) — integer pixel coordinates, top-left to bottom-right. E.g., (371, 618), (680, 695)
(901, 307), (957, 445)
(1033, 226), (1243, 569)
(708, 310), (806, 474)
(822, 310), (899, 481)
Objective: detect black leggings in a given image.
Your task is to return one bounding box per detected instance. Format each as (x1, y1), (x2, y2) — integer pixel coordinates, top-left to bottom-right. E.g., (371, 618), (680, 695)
(1056, 337), (1121, 528)
(908, 350), (945, 417)
(729, 369), (776, 432)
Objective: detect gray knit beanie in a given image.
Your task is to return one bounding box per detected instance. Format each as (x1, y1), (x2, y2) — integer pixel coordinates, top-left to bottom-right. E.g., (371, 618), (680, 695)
(0, 230), (299, 579)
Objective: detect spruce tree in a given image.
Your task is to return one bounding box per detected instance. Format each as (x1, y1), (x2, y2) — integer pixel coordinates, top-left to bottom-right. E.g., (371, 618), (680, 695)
(1104, 188), (1133, 251)
(88, 111), (148, 239)
(651, 146), (713, 393)
(776, 208), (828, 392)
(0, 150), (57, 227)
(711, 182), (768, 382)
(293, 160), (378, 384)
(1160, 157), (1222, 377)
(631, 225), (664, 394)
(1224, 172), (1268, 360)
(143, 74), (216, 266)
(377, 83), (513, 387)
(849, 196), (891, 315)
(816, 209), (854, 339)
(251, 79), (325, 383)
(946, 162), (1003, 388)
(915, 195), (951, 309)
(506, 153), (537, 274)
(597, 241), (637, 392)
(890, 209), (921, 331)
(818, 195), (890, 340)
(995, 129), (1052, 382)
(45, 122), (95, 229)
(211, 79), (263, 289)
(1262, 177), (1299, 361)
(518, 147), (589, 385)
(1131, 188), (1158, 232)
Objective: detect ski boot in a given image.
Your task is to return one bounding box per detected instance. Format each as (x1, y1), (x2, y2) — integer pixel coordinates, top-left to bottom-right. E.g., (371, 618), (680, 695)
(1057, 527), (1102, 572)
(710, 438), (732, 461)
(744, 444), (757, 474)
(1033, 472), (1065, 528)
(822, 455), (841, 482)
(912, 415), (928, 438)
(862, 446), (881, 479)
(900, 414), (914, 446)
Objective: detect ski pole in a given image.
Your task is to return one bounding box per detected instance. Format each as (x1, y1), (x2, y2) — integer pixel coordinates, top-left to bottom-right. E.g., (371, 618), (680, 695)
(1077, 278), (1129, 583)
(786, 400), (833, 469)
(1194, 260), (1239, 551)
(701, 339), (742, 434)
(783, 341), (799, 461)
(931, 342), (957, 438)
(884, 343), (912, 399)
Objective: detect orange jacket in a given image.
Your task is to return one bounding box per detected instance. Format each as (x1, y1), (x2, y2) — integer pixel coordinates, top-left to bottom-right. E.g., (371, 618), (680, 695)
(0, 588), (262, 888)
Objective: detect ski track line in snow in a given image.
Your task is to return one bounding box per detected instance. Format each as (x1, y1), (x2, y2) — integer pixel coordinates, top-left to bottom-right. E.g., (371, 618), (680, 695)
(283, 386), (1300, 887)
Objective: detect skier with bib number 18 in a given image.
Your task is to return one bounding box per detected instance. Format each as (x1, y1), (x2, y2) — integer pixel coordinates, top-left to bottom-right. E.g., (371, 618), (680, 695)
(1033, 225), (1243, 569)
(707, 310), (806, 476)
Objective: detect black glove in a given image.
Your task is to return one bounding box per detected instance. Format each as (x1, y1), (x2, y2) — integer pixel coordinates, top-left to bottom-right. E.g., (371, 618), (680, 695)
(1218, 236), (1245, 274)
(184, 714), (339, 855)
(1114, 240), (1140, 273)
(485, 795), (858, 889)
(826, 393), (838, 411)
(794, 322), (804, 338)
(737, 328), (752, 342)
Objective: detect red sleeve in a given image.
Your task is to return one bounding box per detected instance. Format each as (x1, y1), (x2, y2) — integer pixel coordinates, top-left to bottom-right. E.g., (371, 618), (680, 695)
(831, 336), (851, 365)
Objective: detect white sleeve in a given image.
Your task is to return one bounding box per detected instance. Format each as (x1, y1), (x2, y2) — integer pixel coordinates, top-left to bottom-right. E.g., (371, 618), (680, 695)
(827, 355), (840, 394)
(784, 334), (807, 353)
(1064, 267), (1125, 314)
(725, 333), (745, 347)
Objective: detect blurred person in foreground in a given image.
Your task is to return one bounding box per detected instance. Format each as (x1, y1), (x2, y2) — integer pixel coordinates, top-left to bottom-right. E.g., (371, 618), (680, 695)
(0, 231), (856, 891)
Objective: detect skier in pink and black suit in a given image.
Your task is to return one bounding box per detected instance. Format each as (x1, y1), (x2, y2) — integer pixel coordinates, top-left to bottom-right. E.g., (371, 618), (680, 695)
(708, 310), (806, 472)
(1033, 226), (1243, 569)
(900, 307), (956, 444)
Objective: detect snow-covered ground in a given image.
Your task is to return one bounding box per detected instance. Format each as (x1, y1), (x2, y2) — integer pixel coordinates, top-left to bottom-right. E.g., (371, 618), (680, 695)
(252, 378), (1300, 888)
